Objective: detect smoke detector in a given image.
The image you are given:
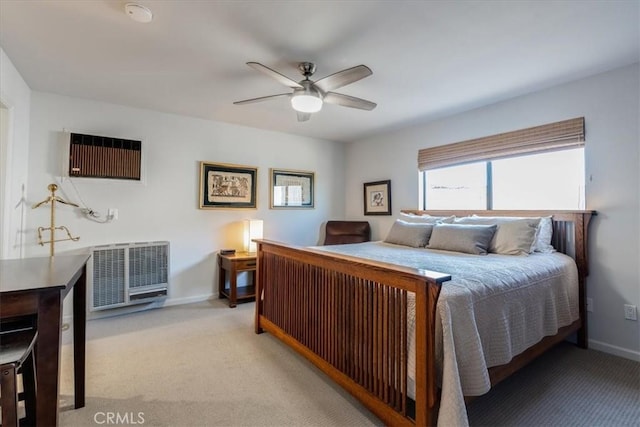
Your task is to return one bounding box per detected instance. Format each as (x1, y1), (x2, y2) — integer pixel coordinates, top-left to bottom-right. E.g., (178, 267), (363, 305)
(125, 3), (153, 23)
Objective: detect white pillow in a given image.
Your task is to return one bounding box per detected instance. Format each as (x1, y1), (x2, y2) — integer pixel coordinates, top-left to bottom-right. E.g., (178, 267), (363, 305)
(384, 220), (434, 248)
(492, 219), (540, 255)
(427, 223), (497, 255)
(532, 216), (555, 253)
(455, 216), (541, 255)
(399, 212), (455, 224)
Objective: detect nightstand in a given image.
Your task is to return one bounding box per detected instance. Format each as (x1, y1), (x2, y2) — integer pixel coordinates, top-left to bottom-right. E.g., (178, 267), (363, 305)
(217, 252), (256, 308)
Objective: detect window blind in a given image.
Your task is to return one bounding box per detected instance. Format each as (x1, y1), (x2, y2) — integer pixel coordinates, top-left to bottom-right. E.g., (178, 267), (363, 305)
(417, 117), (584, 171)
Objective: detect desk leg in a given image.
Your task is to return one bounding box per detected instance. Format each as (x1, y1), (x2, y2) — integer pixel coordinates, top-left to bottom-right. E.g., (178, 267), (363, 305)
(73, 265), (87, 408)
(36, 290), (62, 426)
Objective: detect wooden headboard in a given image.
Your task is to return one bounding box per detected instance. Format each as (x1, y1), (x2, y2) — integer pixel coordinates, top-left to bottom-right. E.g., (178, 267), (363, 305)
(401, 210), (594, 272)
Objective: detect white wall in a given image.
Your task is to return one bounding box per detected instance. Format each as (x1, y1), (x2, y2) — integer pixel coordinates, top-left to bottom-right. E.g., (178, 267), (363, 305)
(27, 92), (345, 314)
(0, 48), (31, 259)
(345, 64), (640, 360)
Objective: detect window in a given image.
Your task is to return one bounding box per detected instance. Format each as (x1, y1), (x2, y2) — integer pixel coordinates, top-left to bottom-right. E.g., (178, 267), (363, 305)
(420, 148), (585, 210)
(417, 118), (585, 210)
(421, 162), (487, 209)
(492, 149), (584, 209)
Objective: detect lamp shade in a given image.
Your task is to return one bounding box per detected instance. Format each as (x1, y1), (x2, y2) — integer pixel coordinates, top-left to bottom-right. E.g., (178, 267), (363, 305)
(243, 219), (263, 253)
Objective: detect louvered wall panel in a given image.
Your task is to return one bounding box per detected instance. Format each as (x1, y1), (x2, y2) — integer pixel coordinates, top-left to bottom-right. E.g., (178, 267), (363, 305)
(89, 241), (169, 312)
(69, 133), (142, 180)
(129, 245), (169, 289)
(92, 248), (126, 308)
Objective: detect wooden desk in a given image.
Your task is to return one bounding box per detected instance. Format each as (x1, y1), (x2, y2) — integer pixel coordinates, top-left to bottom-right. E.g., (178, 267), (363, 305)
(217, 252), (256, 308)
(0, 254), (90, 426)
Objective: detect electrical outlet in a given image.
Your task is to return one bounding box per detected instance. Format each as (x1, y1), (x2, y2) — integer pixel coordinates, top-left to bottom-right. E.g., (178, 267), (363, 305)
(624, 304), (637, 321)
(108, 208), (118, 220)
(586, 298), (593, 312)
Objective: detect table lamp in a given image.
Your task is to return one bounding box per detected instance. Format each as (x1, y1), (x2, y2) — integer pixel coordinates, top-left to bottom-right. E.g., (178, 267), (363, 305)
(243, 219), (263, 253)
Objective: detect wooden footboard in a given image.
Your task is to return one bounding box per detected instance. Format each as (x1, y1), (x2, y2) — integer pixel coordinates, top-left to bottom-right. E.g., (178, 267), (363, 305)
(254, 240), (451, 426)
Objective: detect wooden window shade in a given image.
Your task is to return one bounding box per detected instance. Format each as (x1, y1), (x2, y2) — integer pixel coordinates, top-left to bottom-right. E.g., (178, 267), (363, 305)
(69, 133), (142, 180)
(418, 117), (585, 171)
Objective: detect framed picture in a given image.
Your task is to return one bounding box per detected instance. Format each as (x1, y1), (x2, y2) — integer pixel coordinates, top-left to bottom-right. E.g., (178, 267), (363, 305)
(199, 162), (257, 209)
(270, 168), (315, 209)
(363, 180), (392, 215)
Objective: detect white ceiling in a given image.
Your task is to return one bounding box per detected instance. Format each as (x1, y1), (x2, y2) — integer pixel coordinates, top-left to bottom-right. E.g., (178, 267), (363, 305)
(1, 1), (638, 143)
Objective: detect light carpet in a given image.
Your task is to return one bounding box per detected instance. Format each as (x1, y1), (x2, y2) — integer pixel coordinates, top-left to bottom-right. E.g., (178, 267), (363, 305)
(58, 300), (639, 426)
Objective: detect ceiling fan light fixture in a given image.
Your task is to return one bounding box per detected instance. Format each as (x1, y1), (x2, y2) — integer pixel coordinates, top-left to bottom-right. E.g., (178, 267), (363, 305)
(235, 62), (375, 120)
(291, 93), (322, 113)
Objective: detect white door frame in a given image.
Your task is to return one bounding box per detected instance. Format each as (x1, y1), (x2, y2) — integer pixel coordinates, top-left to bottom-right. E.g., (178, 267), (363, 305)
(0, 98), (15, 259)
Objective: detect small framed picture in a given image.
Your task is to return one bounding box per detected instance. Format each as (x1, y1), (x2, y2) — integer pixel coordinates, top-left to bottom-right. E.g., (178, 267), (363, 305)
(199, 162), (257, 209)
(270, 168), (314, 209)
(363, 180), (391, 215)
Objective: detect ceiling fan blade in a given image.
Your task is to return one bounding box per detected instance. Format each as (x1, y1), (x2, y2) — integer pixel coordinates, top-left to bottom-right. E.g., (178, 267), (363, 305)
(297, 112), (311, 122)
(233, 93), (291, 105)
(323, 92), (377, 111)
(313, 65), (372, 92)
(247, 62), (303, 89)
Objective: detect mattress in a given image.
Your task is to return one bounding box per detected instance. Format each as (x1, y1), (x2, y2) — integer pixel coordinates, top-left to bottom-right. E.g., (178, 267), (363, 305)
(316, 241), (579, 426)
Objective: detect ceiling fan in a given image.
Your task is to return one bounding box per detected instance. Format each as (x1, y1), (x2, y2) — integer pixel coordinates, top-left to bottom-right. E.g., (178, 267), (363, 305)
(233, 62), (377, 122)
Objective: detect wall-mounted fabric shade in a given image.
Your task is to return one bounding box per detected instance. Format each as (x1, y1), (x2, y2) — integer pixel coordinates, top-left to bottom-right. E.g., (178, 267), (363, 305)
(418, 117), (585, 171)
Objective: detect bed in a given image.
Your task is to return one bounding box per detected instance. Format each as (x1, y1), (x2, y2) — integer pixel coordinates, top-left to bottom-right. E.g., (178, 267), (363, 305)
(254, 210), (595, 426)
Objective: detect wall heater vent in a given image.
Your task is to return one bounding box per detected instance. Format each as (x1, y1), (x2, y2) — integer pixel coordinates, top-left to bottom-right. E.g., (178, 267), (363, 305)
(68, 132), (142, 180)
(89, 241), (169, 312)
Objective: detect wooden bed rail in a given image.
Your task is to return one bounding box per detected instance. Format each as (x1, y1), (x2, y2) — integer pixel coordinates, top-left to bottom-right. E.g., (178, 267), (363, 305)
(254, 240), (451, 426)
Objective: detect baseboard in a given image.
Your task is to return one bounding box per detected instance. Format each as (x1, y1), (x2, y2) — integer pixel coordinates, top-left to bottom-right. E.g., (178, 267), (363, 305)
(163, 293), (215, 307)
(589, 339), (640, 362)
